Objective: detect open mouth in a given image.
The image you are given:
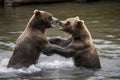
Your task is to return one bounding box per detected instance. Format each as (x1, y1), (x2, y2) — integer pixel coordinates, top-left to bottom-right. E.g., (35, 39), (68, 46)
(59, 24), (65, 30)
(51, 23), (56, 28)
(58, 21), (64, 30)
(50, 21), (56, 28)
(59, 25), (64, 30)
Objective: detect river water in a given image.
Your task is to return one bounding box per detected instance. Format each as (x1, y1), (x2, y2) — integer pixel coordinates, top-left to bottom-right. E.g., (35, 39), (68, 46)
(0, 1), (120, 80)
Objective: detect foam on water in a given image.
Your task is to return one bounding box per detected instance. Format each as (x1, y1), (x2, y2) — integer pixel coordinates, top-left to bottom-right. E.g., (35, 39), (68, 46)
(0, 58), (73, 74)
(106, 35), (114, 38)
(0, 58), (9, 67)
(0, 42), (15, 49)
(38, 60), (73, 69)
(93, 39), (113, 44)
(9, 31), (23, 34)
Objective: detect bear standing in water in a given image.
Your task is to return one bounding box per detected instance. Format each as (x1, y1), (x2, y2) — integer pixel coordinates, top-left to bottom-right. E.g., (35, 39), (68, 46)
(45, 17), (101, 69)
(7, 9), (60, 69)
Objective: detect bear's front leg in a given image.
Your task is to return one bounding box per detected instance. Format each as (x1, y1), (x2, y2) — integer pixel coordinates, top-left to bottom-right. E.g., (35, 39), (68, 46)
(49, 37), (72, 47)
(43, 45), (75, 58)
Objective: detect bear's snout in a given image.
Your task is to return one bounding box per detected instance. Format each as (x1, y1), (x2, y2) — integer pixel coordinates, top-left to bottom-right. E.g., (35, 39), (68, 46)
(59, 21), (62, 26)
(52, 17), (60, 24)
(55, 19), (60, 24)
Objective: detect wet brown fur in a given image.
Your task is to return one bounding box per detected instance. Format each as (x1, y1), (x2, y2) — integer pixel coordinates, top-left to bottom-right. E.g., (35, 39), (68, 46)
(50, 17), (101, 69)
(7, 10), (57, 69)
(62, 18), (101, 69)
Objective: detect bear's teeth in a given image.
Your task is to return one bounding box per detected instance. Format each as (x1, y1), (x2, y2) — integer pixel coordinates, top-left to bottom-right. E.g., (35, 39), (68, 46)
(51, 24), (56, 28)
(59, 27), (63, 30)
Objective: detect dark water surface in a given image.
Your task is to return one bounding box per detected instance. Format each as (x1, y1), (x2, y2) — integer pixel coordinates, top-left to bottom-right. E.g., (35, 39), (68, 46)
(0, 1), (120, 80)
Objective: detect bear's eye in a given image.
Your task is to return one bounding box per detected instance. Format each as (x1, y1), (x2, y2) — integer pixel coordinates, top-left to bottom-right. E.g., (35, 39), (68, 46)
(65, 21), (70, 25)
(48, 16), (52, 20)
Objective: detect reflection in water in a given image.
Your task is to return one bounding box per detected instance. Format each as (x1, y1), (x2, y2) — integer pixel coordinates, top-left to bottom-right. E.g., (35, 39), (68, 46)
(0, 1), (120, 80)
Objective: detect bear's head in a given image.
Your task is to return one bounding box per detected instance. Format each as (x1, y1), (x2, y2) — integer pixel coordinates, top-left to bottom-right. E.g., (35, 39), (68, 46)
(59, 16), (91, 39)
(28, 9), (59, 30)
(59, 16), (83, 34)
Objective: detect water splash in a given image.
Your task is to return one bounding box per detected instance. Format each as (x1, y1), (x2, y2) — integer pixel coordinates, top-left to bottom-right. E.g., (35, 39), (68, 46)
(106, 35), (114, 38)
(0, 58), (41, 74)
(9, 31), (23, 34)
(0, 42), (15, 49)
(0, 58), (73, 74)
(39, 60), (73, 69)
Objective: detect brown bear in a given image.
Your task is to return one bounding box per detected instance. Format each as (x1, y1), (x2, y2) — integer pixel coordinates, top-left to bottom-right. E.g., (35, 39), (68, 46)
(7, 9), (60, 69)
(45, 17), (101, 69)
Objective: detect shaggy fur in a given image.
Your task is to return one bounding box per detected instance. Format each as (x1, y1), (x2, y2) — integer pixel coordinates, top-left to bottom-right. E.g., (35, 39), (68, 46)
(7, 9), (59, 69)
(47, 17), (101, 69)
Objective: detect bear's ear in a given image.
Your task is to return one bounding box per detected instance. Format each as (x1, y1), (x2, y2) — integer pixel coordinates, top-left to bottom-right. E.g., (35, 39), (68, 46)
(75, 16), (80, 20)
(80, 20), (84, 24)
(34, 9), (41, 16)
